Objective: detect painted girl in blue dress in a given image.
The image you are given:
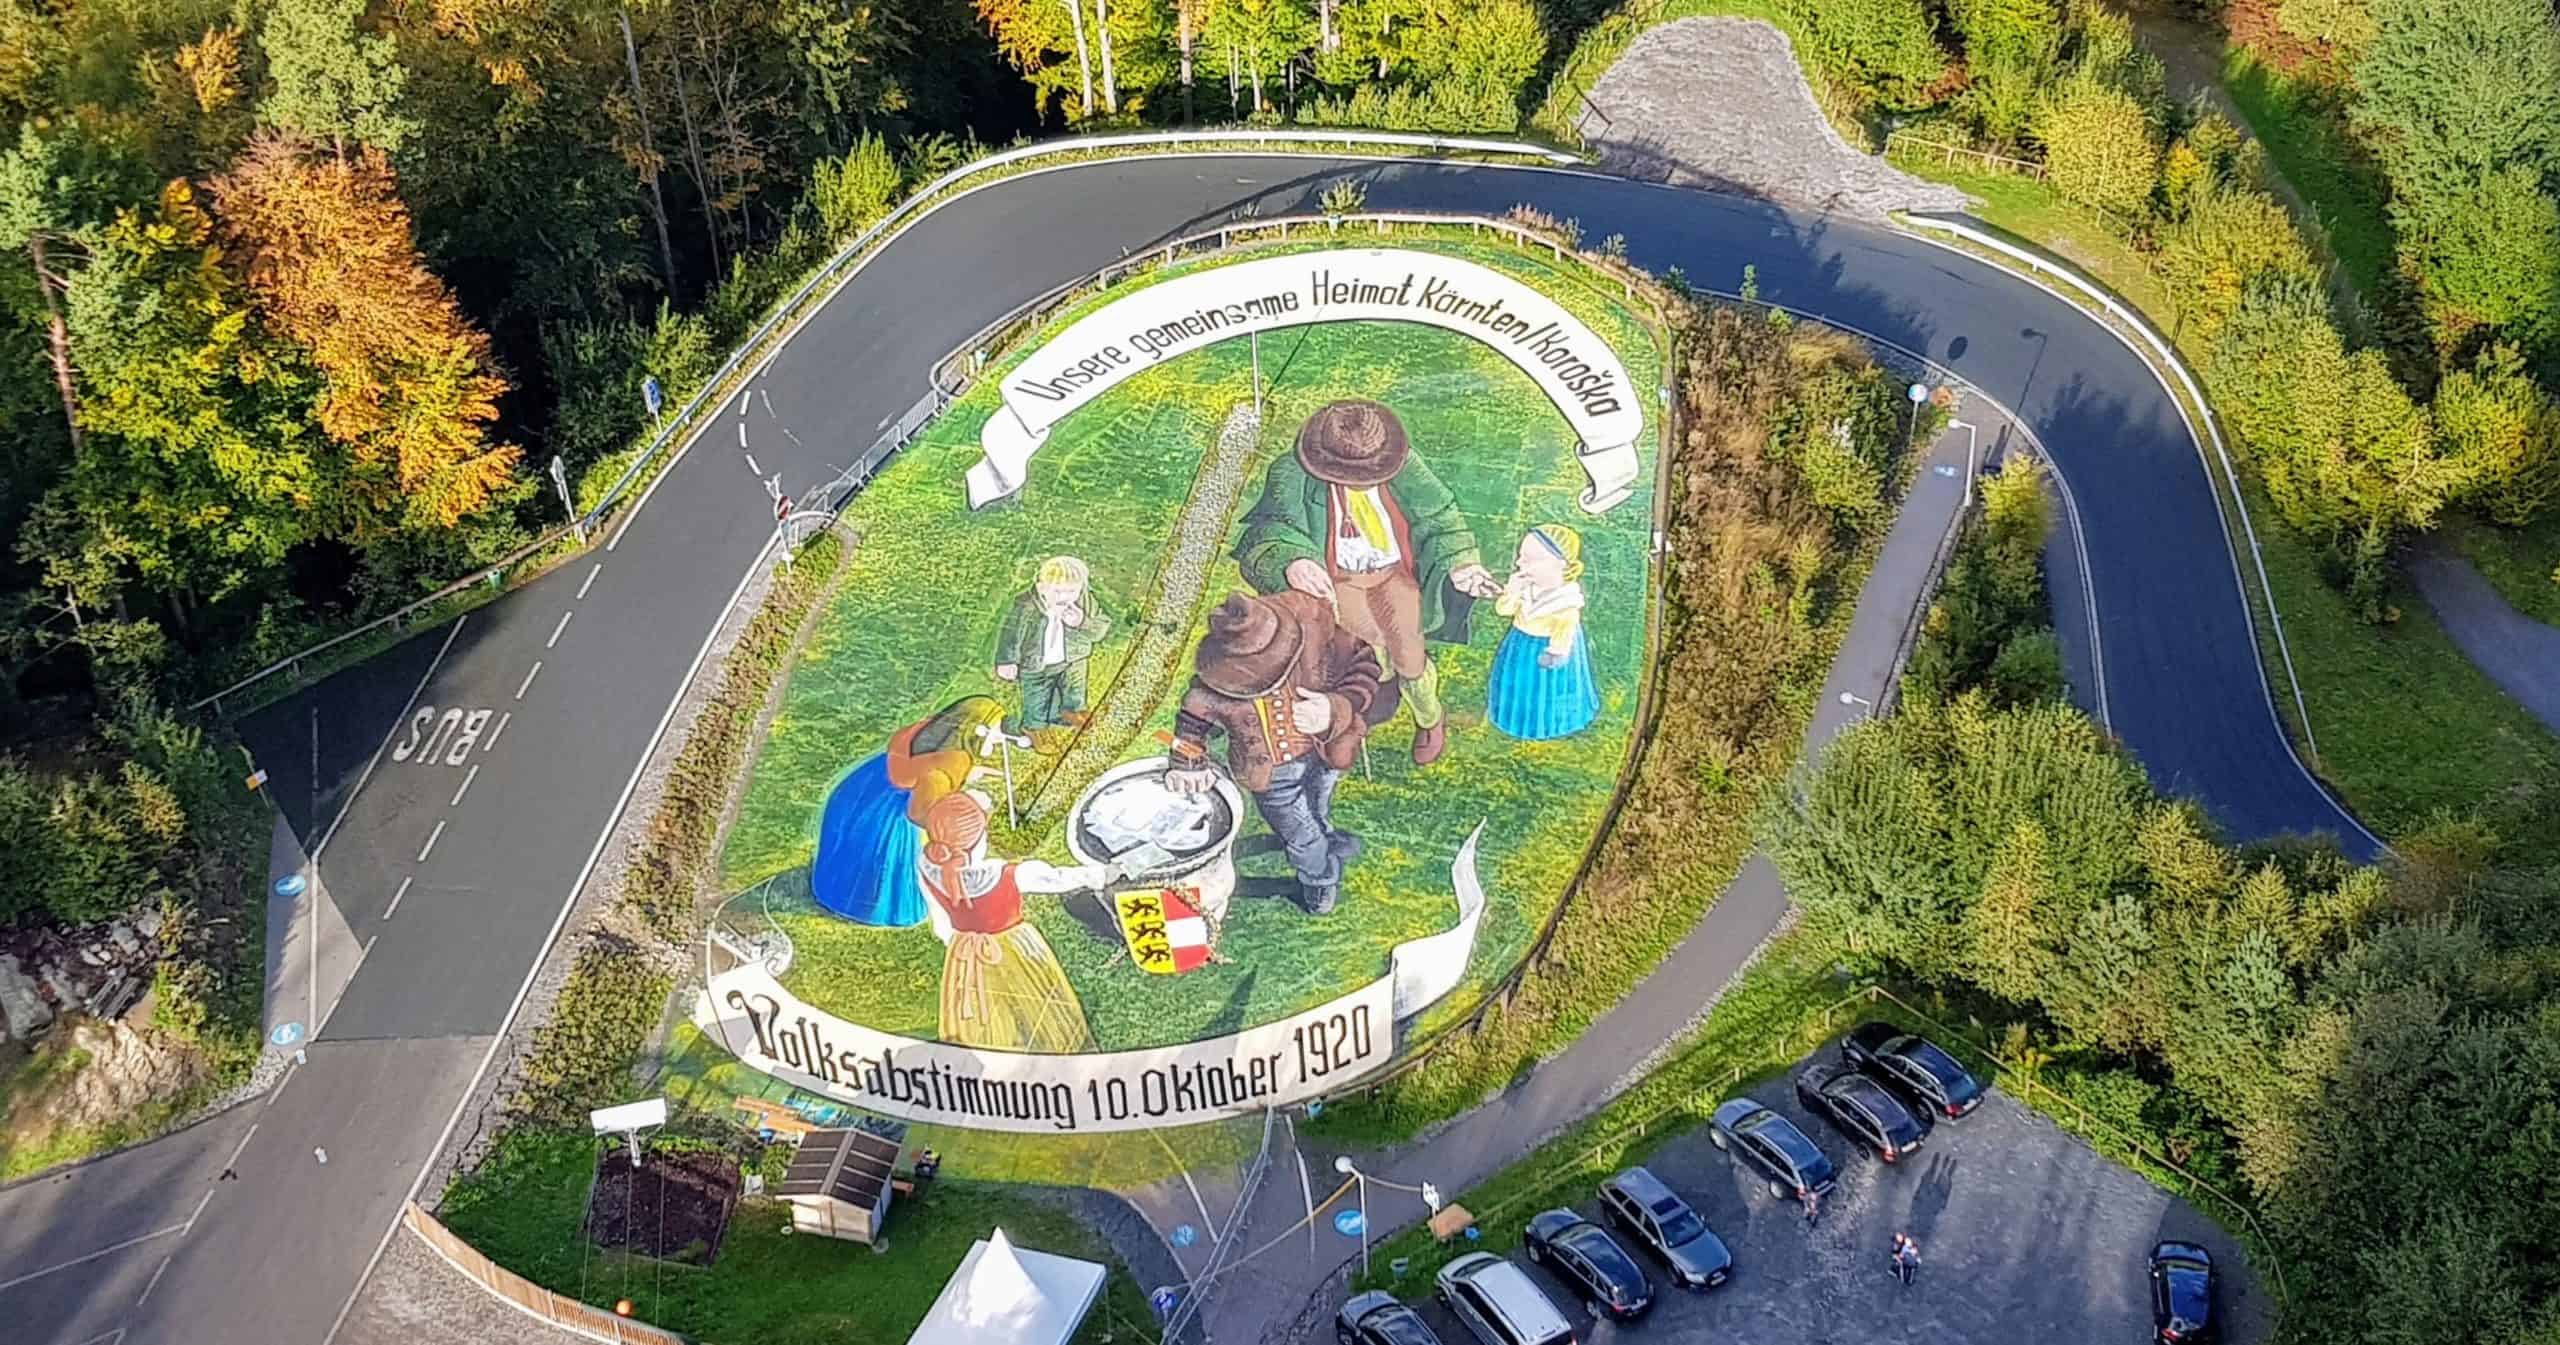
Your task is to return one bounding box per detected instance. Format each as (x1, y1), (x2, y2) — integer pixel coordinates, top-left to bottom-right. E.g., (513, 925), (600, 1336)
(811, 695), (1010, 926)
(1487, 524), (1600, 741)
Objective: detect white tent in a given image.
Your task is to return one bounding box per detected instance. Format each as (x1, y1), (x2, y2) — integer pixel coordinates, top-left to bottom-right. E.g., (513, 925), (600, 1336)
(905, 1227), (1107, 1345)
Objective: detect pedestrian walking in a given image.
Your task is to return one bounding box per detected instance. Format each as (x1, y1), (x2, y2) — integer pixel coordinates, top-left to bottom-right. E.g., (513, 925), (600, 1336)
(1801, 1186), (1821, 1227)
(1891, 1232), (1921, 1287)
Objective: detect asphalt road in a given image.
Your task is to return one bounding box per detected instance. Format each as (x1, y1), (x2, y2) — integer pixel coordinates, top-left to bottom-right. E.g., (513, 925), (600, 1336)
(0, 153), (2372, 1345)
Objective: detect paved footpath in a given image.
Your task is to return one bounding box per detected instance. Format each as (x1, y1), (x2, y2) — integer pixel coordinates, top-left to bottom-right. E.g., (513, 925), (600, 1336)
(1165, 419), (1983, 1342)
(2407, 542), (2560, 737)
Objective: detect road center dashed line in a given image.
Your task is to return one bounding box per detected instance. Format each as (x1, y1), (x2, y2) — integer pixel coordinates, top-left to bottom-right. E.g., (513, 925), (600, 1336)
(577, 563), (602, 600)
(136, 1253), (173, 1307)
(224, 1123), (259, 1171)
(183, 1189), (216, 1234)
(418, 820), (447, 863)
(548, 610), (574, 648)
(385, 876), (413, 920)
(487, 711), (512, 749)
(515, 662), (541, 699)
(450, 764), (481, 807)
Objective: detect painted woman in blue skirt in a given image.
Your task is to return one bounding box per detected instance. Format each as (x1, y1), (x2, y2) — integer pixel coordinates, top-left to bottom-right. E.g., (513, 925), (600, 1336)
(811, 696), (1009, 926)
(1487, 524), (1600, 741)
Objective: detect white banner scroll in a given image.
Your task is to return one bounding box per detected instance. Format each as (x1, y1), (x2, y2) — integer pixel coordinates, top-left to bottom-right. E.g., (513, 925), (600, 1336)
(694, 822), (1488, 1134)
(967, 249), (1646, 514)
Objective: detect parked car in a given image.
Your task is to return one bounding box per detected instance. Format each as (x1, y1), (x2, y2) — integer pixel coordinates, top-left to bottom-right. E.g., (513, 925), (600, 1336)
(1598, 1166), (1732, 1289)
(1435, 1252), (1577, 1345)
(1524, 1208), (1654, 1322)
(1337, 1290), (1446, 1345)
(1841, 1021), (1987, 1119)
(1795, 1062), (1931, 1163)
(2149, 1241), (2217, 1343)
(1708, 1097), (1838, 1203)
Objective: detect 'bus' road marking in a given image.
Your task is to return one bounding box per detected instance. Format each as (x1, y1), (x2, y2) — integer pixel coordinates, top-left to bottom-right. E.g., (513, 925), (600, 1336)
(577, 563), (602, 600)
(0, 1226), (185, 1293)
(385, 877), (413, 919)
(450, 764), (480, 807)
(516, 662), (541, 699)
(548, 610), (573, 648)
(418, 820), (447, 863)
(486, 712), (512, 749)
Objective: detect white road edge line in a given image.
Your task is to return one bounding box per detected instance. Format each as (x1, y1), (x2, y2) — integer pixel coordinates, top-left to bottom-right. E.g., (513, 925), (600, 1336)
(547, 610), (573, 649)
(0, 1226), (185, 1293)
(417, 820), (446, 863)
(324, 531), (786, 1345)
(136, 1254), (173, 1308)
(385, 876), (413, 920)
(450, 764), (480, 807)
(486, 711), (511, 749)
(515, 662), (541, 699)
(577, 563), (602, 600)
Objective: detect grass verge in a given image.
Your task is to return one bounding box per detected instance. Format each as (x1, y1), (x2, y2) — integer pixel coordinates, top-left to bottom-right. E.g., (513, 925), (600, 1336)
(441, 1130), (1160, 1345)
(2217, 52), (2393, 301)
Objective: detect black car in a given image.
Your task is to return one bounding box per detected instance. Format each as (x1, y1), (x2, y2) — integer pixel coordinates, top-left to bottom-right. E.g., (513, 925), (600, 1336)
(1523, 1208), (1654, 1322)
(1708, 1098), (1838, 1202)
(1841, 1021), (1988, 1120)
(1336, 1289), (1446, 1345)
(1795, 1062), (1931, 1163)
(1597, 1166), (1733, 1290)
(2149, 1241), (2216, 1343)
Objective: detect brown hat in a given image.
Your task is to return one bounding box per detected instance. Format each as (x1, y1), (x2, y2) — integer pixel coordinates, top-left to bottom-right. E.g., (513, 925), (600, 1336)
(1191, 593), (1305, 699)
(1294, 399), (1410, 488)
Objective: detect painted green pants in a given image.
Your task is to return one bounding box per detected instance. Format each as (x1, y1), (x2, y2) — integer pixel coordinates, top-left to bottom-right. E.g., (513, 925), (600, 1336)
(1017, 658), (1088, 730)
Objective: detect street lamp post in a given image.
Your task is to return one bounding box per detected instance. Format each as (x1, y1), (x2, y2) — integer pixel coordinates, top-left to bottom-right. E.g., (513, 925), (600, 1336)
(1839, 690), (1875, 717)
(1335, 1156), (1370, 1278)
(1905, 382), (1929, 461)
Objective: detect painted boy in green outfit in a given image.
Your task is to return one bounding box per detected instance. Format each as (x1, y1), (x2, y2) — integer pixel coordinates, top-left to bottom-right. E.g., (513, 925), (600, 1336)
(994, 555), (1111, 742)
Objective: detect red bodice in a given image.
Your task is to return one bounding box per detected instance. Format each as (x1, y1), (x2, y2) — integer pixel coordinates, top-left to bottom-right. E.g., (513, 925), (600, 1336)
(927, 863), (1023, 934)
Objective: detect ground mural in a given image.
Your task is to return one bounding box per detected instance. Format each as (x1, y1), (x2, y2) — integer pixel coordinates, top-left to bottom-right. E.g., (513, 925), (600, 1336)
(681, 241), (1666, 1140)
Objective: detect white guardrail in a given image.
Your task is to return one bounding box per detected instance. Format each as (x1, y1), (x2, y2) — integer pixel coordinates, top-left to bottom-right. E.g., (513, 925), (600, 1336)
(189, 128), (1577, 714)
(1898, 214), (2321, 763)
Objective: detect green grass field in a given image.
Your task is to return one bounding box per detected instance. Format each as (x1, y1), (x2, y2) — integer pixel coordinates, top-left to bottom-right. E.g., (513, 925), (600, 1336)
(715, 237), (1664, 1058)
(440, 1131), (1159, 1345)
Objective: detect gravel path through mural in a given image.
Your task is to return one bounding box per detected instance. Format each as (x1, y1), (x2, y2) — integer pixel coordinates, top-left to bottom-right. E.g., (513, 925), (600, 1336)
(1023, 401), (1266, 830)
(1577, 18), (1971, 219)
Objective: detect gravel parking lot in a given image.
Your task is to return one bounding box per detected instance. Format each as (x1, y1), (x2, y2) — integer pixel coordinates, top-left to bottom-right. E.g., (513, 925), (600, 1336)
(1392, 1043), (2273, 1344)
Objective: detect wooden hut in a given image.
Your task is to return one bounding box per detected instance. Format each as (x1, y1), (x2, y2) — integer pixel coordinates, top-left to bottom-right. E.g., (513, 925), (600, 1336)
(776, 1126), (900, 1244)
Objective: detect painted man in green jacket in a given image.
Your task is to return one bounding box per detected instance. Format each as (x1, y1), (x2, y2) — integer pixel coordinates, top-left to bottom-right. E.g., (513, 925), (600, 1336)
(1235, 400), (1498, 766)
(993, 555), (1112, 741)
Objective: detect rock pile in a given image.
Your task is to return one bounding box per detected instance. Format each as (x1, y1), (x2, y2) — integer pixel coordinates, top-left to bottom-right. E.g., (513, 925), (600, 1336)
(0, 906), (165, 1042)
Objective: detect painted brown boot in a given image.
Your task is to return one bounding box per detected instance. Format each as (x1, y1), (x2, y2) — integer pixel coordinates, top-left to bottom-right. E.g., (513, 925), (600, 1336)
(1412, 719), (1447, 766)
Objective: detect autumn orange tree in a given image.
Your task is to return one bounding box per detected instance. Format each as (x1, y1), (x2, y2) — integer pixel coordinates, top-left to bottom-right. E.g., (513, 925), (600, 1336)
(209, 133), (524, 541)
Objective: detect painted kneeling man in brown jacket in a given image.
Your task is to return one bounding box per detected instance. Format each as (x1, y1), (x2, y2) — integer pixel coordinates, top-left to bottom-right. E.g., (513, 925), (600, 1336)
(1165, 591), (1395, 916)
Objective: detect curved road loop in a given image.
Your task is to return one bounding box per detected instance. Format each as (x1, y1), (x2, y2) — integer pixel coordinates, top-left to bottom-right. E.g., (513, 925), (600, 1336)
(0, 154), (2372, 1345)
